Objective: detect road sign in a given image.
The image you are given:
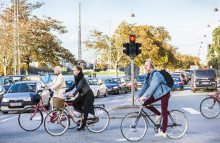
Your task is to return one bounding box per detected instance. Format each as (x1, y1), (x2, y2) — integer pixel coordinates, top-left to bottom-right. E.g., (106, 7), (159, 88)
(124, 64), (140, 79)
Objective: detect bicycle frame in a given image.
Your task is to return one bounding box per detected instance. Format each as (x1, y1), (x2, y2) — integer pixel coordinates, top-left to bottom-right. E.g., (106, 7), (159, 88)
(207, 92), (220, 108)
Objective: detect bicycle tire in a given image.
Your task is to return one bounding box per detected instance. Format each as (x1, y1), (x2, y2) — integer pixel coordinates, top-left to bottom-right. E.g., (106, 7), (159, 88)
(44, 110), (69, 136)
(86, 107), (110, 133)
(166, 110), (188, 139)
(18, 107), (43, 131)
(121, 112), (148, 142)
(200, 97), (220, 119)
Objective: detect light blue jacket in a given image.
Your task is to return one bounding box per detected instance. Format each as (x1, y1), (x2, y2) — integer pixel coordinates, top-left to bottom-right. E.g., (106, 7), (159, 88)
(44, 74), (51, 84)
(138, 69), (171, 99)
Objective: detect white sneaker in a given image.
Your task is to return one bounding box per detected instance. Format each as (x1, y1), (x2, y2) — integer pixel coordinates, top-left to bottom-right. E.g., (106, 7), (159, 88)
(155, 131), (167, 137)
(155, 114), (162, 123)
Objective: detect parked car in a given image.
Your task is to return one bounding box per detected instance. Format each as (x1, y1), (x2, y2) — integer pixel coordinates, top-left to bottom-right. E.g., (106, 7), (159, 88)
(87, 78), (108, 98)
(174, 71), (189, 84)
(105, 78), (128, 94)
(0, 75), (42, 92)
(123, 77), (138, 91)
(1, 81), (50, 114)
(65, 80), (75, 89)
(0, 85), (6, 107)
(191, 68), (217, 92)
(171, 76), (184, 91)
(136, 75), (146, 88)
(171, 73), (187, 85)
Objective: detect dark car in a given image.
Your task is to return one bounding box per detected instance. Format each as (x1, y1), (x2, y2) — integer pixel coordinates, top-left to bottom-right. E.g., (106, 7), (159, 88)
(191, 69), (217, 92)
(105, 78), (128, 94)
(65, 80), (75, 88)
(172, 76), (184, 91)
(0, 85), (6, 107)
(0, 75), (42, 92)
(136, 75), (146, 88)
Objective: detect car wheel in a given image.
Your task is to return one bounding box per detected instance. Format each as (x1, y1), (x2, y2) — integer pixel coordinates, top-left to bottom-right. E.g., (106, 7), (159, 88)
(125, 87), (128, 93)
(104, 90), (108, 97)
(118, 89), (121, 95)
(97, 91), (100, 98)
(2, 111), (8, 114)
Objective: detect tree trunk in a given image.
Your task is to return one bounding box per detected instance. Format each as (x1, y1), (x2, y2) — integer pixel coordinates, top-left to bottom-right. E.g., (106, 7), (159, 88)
(114, 64), (118, 78)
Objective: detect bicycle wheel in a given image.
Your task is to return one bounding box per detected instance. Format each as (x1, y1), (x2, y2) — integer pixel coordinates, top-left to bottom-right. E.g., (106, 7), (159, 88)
(86, 107), (110, 133)
(18, 107), (43, 131)
(166, 110), (188, 139)
(121, 112), (148, 142)
(200, 97), (220, 119)
(44, 110), (69, 136)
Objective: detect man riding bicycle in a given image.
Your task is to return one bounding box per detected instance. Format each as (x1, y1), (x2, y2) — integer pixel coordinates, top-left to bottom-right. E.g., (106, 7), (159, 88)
(135, 59), (171, 137)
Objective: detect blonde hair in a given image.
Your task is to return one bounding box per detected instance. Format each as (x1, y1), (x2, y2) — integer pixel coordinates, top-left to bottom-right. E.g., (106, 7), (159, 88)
(145, 59), (154, 68)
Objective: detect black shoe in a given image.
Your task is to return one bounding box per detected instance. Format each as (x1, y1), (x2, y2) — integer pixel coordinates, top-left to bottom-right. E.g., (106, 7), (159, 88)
(77, 124), (85, 131)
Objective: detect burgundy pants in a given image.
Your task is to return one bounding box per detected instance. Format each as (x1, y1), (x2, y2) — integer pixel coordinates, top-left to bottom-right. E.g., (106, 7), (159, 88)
(144, 92), (170, 132)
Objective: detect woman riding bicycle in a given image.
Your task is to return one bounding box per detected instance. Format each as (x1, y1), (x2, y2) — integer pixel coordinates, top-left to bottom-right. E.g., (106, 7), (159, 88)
(135, 59), (171, 137)
(65, 65), (95, 131)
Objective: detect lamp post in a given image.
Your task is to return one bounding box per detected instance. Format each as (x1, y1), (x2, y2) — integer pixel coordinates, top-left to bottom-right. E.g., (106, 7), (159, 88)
(3, 56), (7, 76)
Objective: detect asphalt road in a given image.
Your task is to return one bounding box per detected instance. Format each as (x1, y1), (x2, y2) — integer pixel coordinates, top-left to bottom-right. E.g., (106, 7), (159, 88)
(0, 83), (220, 143)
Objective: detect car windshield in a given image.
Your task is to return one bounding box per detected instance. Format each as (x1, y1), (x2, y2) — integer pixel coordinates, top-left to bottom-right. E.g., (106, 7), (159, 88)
(105, 79), (120, 84)
(87, 79), (98, 85)
(195, 70), (216, 78)
(136, 76), (146, 80)
(0, 77), (22, 86)
(8, 83), (36, 93)
(172, 77), (181, 81)
(65, 81), (75, 88)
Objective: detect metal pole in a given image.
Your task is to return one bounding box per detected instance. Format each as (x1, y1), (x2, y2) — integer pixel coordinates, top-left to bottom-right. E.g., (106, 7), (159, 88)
(78, 2), (82, 65)
(131, 56), (134, 106)
(13, 0), (17, 75)
(17, 0), (20, 75)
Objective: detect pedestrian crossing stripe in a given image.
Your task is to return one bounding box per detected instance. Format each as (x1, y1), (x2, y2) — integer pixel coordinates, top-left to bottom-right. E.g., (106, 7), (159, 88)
(182, 108), (200, 114)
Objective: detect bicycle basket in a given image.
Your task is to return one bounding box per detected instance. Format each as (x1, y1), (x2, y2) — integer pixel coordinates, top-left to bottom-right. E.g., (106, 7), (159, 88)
(30, 93), (40, 104)
(53, 97), (64, 109)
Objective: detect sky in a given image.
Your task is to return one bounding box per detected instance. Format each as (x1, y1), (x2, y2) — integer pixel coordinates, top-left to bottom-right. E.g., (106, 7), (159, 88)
(2, 0), (220, 63)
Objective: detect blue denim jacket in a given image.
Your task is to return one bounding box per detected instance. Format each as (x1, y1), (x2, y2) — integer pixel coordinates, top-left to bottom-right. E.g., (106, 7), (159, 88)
(138, 69), (171, 99)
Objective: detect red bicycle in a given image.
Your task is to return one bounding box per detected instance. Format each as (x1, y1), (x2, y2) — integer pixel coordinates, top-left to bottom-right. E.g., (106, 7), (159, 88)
(18, 89), (51, 131)
(200, 92), (220, 119)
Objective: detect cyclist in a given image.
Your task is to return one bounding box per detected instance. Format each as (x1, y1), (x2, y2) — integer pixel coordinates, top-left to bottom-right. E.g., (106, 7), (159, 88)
(45, 66), (66, 110)
(135, 59), (171, 137)
(65, 66), (95, 131)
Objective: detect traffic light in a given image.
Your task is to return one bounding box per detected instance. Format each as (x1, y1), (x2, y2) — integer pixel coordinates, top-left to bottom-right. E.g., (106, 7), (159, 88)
(211, 50), (214, 56)
(123, 43), (129, 55)
(136, 43), (142, 56)
(129, 35), (136, 55)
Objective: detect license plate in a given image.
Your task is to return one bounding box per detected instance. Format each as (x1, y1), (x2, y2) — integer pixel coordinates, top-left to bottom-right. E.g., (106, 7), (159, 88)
(203, 82), (209, 85)
(10, 102), (22, 106)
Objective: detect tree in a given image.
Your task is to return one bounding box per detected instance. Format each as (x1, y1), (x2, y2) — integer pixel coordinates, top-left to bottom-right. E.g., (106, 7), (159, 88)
(0, 0), (76, 75)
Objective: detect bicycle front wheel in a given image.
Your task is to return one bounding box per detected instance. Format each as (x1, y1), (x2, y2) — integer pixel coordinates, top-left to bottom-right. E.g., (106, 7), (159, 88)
(44, 110), (69, 136)
(121, 112), (148, 142)
(18, 107), (43, 131)
(200, 97), (220, 119)
(86, 107), (110, 133)
(166, 110), (188, 139)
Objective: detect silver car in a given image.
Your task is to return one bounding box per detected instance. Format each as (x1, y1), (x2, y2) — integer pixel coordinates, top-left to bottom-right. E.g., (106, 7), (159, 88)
(1, 81), (50, 114)
(87, 78), (108, 98)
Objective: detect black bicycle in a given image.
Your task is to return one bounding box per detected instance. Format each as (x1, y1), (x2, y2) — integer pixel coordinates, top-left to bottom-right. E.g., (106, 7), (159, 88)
(120, 99), (188, 142)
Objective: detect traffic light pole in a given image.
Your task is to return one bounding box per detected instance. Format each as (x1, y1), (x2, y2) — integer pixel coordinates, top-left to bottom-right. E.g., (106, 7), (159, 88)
(131, 56), (135, 106)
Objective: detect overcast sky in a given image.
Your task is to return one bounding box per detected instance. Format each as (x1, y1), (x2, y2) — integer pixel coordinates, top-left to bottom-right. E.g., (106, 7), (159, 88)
(3, 0), (220, 63)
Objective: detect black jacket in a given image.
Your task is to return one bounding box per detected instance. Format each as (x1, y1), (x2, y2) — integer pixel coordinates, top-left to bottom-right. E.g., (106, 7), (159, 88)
(65, 77), (91, 96)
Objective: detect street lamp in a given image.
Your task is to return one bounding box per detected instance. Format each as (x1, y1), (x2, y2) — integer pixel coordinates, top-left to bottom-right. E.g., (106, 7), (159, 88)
(3, 56), (7, 76)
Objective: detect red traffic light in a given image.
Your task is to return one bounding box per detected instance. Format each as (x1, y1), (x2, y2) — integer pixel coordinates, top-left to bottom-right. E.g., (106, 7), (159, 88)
(130, 35), (135, 41)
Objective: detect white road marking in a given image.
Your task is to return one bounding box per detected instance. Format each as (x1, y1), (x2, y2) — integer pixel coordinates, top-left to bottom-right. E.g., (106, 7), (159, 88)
(182, 108), (200, 114)
(0, 115), (11, 119)
(0, 116), (18, 123)
(115, 138), (127, 142)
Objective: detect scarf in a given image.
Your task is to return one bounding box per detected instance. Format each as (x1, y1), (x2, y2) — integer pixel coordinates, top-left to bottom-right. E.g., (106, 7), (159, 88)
(74, 72), (84, 86)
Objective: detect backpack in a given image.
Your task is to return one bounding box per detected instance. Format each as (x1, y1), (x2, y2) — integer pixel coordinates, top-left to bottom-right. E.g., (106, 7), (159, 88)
(151, 69), (174, 88)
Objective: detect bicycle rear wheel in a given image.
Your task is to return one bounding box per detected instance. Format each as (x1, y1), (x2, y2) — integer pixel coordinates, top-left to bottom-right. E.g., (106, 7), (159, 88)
(121, 112), (147, 142)
(44, 110), (69, 136)
(166, 110), (188, 139)
(86, 107), (110, 133)
(18, 107), (43, 131)
(200, 97), (220, 119)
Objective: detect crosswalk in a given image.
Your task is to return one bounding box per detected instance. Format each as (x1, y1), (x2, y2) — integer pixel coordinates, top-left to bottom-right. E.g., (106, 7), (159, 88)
(0, 107), (202, 123)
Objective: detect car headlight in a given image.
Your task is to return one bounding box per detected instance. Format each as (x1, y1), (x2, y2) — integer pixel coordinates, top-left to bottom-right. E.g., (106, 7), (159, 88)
(2, 98), (9, 102)
(26, 96), (31, 101)
(113, 86), (119, 89)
